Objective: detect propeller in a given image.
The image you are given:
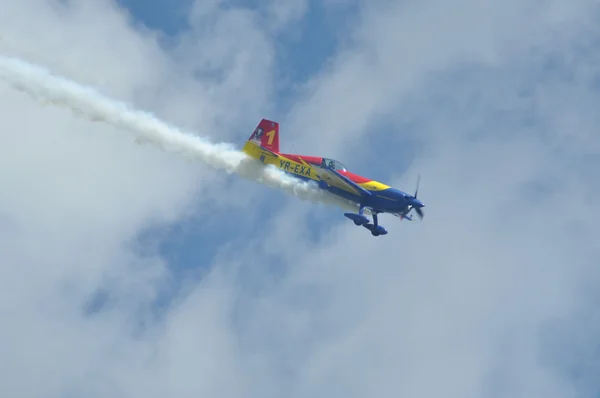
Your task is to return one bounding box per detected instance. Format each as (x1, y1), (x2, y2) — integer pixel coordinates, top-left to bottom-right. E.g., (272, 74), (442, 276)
(415, 206), (424, 220)
(411, 175), (424, 220)
(414, 174), (420, 199)
(398, 175), (425, 221)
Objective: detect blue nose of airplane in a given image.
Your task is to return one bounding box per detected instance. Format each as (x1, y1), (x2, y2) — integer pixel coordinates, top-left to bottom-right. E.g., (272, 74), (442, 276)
(387, 189), (424, 206)
(386, 188), (408, 201)
(410, 198), (425, 208)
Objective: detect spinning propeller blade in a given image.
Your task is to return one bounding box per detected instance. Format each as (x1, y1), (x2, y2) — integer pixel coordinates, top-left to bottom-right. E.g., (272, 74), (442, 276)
(412, 175), (424, 220)
(414, 174), (420, 198)
(415, 207), (424, 220)
(399, 175), (425, 222)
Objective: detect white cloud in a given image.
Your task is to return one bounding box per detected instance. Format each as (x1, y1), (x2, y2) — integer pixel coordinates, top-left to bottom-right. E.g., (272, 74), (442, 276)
(283, 0), (598, 157)
(227, 1), (600, 398)
(178, 2), (278, 135)
(2, 0), (600, 397)
(265, 0), (309, 30)
(0, 0), (276, 397)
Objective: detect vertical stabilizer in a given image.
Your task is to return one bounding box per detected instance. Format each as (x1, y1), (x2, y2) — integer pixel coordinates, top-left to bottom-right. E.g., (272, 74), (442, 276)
(246, 119), (280, 153)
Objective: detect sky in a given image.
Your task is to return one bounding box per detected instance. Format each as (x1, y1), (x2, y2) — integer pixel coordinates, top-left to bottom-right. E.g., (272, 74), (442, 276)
(1, 0), (600, 397)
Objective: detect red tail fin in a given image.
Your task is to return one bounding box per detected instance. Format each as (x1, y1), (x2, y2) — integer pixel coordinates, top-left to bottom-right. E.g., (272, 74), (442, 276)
(248, 119), (280, 153)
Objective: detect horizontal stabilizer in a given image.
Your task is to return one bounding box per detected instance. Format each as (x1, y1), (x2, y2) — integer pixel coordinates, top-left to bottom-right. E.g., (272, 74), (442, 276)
(258, 146), (280, 157)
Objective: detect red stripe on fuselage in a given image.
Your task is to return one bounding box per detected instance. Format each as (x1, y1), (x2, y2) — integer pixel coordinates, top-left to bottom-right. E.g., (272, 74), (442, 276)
(339, 171), (371, 183)
(280, 153), (373, 184)
(279, 153), (322, 165)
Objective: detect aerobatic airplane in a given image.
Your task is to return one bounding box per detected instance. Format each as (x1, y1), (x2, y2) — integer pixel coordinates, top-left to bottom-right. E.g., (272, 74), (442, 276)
(243, 119), (425, 236)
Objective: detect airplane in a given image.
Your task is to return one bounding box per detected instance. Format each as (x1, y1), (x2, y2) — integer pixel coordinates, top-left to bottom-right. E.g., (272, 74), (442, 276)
(242, 119), (425, 236)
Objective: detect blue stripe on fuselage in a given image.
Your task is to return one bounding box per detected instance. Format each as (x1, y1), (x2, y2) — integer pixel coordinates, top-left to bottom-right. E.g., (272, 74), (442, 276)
(281, 169), (410, 213)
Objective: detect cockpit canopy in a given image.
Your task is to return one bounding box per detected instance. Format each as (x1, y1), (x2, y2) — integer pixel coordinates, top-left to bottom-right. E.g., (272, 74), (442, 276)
(321, 157), (347, 172)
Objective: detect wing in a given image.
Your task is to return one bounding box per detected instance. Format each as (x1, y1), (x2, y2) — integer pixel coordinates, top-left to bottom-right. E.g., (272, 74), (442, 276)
(315, 166), (372, 197)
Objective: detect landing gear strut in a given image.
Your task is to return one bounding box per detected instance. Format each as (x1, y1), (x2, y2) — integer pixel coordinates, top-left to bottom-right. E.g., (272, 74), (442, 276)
(344, 207), (388, 237)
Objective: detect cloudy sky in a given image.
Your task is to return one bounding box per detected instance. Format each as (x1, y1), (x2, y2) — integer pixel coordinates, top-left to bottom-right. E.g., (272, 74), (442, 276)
(1, 0), (600, 397)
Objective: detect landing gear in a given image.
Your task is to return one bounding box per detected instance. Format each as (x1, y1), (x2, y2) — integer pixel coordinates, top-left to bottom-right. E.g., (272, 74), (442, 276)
(344, 207), (388, 237)
(363, 212), (388, 236)
(344, 205), (369, 225)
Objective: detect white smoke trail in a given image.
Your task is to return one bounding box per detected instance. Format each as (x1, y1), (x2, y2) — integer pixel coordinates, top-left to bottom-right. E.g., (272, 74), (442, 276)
(0, 55), (360, 212)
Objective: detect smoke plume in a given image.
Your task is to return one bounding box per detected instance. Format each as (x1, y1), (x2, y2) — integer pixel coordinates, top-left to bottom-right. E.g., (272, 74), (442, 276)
(0, 55), (358, 212)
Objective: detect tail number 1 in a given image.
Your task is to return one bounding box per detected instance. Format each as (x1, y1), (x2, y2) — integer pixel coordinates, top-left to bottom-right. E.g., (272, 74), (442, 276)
(266, 130), (275, 145)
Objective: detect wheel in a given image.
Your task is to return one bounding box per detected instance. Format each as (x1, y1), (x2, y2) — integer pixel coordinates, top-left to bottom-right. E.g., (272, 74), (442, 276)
(354, 219), (362, 225)
(371, 230), (380, 236)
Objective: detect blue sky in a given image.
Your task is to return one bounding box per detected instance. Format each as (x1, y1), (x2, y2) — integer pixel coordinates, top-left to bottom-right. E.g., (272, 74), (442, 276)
(117, 0), (344, 86)
(116, 0), (193, 35)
